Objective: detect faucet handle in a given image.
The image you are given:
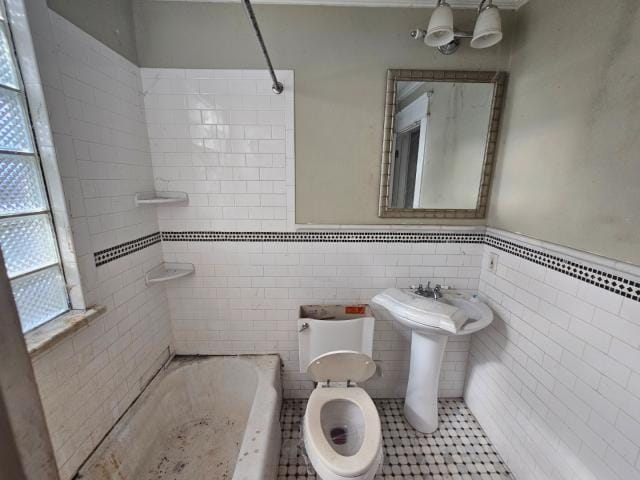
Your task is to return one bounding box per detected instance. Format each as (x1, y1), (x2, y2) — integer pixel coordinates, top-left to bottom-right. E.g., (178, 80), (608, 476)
(431, 283), (450, 300)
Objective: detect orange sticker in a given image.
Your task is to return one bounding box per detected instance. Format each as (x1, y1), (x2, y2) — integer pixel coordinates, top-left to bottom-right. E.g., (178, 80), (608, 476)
(345, 305), (366, 315)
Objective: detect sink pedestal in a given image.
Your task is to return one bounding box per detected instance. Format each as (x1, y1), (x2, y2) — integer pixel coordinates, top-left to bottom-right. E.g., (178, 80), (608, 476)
(404, 330), (448, 433)
(371, 288), (494, 434)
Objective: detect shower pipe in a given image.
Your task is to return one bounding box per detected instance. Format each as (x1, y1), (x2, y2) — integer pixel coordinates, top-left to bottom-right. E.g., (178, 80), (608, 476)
(241, 0), (284, 94)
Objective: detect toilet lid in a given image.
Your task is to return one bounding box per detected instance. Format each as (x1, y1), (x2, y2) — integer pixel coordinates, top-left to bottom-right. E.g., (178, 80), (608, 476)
(307, 350), (376, 383)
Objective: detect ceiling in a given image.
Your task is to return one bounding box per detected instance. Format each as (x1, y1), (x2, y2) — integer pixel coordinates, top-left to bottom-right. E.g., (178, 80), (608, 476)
(158, 0), (530, 10)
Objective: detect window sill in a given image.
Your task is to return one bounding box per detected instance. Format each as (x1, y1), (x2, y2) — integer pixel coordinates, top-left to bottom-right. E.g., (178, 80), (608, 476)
(25, 306), (107, 357)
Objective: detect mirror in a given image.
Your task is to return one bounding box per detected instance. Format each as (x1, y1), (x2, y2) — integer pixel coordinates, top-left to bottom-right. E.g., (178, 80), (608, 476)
(379, 70), (507, 218)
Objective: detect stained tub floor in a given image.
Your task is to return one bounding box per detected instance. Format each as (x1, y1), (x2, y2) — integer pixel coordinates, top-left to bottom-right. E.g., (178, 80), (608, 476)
(139, 413), (244, 480)
(278, 398), (513, 480)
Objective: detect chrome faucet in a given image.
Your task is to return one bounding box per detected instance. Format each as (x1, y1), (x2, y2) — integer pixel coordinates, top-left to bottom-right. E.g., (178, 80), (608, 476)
(410, 282), (429, 297)
(411, 282), (435, 297)
(410, 282), (449, 300)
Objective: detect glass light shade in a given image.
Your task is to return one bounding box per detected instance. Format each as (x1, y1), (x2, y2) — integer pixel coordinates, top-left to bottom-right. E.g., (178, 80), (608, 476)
(425, 3), (455, 47)
(471, 5), (503, 49)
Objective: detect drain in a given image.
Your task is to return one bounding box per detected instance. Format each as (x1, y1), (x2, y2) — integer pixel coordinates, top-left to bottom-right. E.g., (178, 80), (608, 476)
(330, 427), (347, 445)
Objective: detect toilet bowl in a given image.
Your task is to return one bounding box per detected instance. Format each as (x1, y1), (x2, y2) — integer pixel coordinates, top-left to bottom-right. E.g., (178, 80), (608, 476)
(302, 350), (383, 480)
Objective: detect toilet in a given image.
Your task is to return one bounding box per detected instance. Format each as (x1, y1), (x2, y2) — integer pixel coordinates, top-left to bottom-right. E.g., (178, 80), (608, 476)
(298, 306), (383, 480)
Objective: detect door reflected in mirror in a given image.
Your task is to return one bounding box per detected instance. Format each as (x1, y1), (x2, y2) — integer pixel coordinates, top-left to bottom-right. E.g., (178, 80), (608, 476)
(392, 81), (494, 210)
(380, 70), (507, 219)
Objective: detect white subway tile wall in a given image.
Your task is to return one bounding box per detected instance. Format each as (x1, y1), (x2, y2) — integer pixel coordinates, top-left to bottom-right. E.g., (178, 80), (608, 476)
(466, 229), (640, 480)
(28, 9), (171, 479)
(140, 67), (482, 398)
(162, 238), (483, 398)
(141, 68), (295, 231)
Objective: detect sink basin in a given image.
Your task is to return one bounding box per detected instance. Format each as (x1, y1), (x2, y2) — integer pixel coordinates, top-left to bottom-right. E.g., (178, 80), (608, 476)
(371, 288), (493, 433)
(372, 288), (493, 336)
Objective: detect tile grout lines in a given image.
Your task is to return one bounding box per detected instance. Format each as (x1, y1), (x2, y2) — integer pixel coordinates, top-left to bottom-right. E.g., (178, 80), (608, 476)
(92, 231), (640, 302)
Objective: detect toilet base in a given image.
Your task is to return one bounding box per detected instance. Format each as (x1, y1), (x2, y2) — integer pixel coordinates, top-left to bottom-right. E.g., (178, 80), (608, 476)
(306, 440), (383, 480)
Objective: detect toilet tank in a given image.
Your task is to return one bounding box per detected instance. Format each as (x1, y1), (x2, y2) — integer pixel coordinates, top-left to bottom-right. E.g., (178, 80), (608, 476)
(298, 304), (375, 373)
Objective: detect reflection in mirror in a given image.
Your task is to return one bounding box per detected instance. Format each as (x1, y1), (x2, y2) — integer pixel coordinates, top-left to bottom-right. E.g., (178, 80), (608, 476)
(392, 81), (493, 210)
(379, 70), (507, 219)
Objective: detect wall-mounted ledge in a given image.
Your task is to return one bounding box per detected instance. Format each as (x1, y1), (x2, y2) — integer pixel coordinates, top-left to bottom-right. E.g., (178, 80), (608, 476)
(145, 262), (195, 284)
(135, 191), (188, 207)
(26, 306), (107, 357)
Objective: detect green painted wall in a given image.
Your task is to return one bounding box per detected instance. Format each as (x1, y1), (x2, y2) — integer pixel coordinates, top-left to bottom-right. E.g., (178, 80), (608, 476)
(133, 2), (515, 226)
(47, 0), (138, 63)
(488, 0), (640, 265)
(43, 0), (640, 263)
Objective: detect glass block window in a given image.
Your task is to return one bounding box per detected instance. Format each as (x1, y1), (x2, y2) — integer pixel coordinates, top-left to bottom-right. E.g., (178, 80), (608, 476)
(0, 2), (68, 331)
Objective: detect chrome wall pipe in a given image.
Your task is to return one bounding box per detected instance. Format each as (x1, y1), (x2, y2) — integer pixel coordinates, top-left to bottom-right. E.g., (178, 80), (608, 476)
(241, 0), (284, 94)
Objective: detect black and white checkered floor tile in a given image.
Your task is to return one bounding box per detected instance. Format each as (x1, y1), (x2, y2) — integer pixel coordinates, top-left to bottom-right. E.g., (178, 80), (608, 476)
(278, 398), (513, 480)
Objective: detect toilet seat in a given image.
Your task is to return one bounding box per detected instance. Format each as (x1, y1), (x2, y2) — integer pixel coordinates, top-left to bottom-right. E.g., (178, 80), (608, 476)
(304, 386), (382, 478)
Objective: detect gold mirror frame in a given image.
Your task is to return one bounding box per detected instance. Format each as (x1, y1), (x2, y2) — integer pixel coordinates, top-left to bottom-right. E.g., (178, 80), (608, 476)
(378, 69), (507, 219)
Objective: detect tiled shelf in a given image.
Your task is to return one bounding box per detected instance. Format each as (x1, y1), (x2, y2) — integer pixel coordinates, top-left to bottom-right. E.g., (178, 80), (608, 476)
(145, 262), (195, 285)
(134, 191), (188, 207)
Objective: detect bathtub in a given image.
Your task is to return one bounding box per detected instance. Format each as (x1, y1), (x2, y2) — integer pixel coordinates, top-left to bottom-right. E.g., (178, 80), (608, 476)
(76, 355), (281, 480)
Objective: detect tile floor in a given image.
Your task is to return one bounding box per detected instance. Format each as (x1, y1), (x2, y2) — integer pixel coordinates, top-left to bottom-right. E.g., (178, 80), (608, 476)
(278, 398), (513, 480)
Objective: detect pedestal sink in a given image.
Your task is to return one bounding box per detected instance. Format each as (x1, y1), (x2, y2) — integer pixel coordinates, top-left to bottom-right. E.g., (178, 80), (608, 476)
(371, 288), (493, 433)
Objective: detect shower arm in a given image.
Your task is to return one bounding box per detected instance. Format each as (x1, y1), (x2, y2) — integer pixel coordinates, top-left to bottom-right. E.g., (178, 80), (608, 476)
(241, 0), (284, 94)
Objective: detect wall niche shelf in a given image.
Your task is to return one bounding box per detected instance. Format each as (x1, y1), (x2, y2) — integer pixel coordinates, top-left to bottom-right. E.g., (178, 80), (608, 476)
(145, 262), (195, 285)
(135, 191), (188, 207)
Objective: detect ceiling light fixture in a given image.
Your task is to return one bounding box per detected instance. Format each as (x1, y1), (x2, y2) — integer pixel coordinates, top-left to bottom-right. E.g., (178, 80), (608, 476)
(410, 0), (503, 55)
(424, 1), (455, 47)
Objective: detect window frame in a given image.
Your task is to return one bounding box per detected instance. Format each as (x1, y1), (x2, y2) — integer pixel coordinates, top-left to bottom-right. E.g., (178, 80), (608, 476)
(0, 0), (70, 332)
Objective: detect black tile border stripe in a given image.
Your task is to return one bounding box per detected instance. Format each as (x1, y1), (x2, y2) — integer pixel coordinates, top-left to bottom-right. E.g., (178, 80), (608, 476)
(160, 231), (486, 243)
(485, 235), (640, 302)
(94, 232), (161, 267)
(92, 231), (484, 267)
(92, 230), (640, 303)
